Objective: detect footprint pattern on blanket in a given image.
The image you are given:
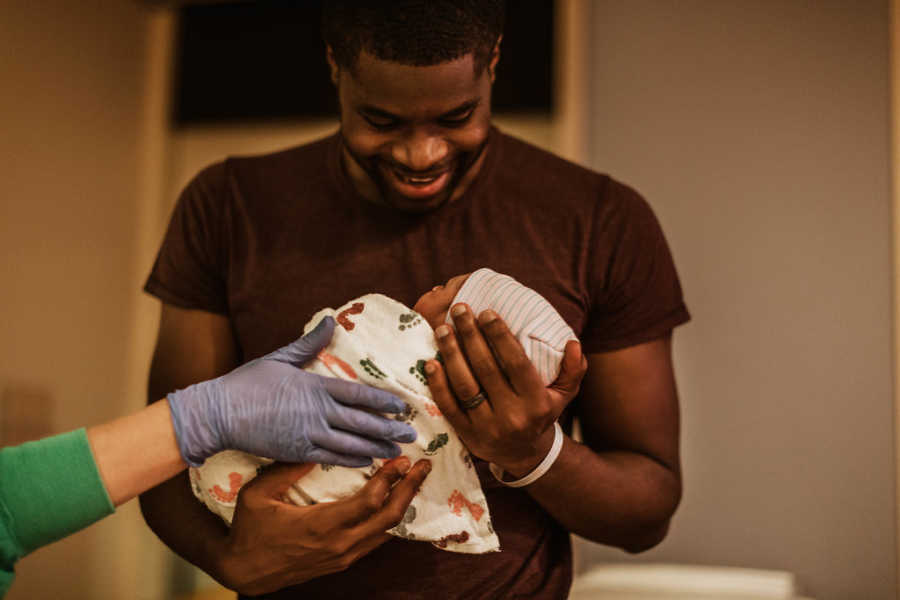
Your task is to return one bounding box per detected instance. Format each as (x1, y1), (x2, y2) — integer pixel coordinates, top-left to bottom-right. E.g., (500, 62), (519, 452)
(392, 504), (418, 539)
(434, 531), (470, 549)
(318, 350), (358, 379)
(448, 489), (485, 521)
(359, 357), (387, 380)
(398, 311), (422, 331)
(424, 433), (449, 455)
(410, 359), (428, 384)
(210, 472), (243, 503)
(393, 402), (418, 423)
(337, 302), (365, 331)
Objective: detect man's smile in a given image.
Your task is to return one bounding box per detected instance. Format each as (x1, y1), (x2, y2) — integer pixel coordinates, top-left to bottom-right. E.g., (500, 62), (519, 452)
(383, 162), (455, 198)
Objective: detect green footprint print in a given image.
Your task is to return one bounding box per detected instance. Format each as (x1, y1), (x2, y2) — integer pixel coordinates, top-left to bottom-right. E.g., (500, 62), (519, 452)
(393, 504), (418, 539)
(398, 311), (423, 331)
(360, 358), (387, 380)
(394, 402), (418, 423)
(410, 359), (428, 384)
(425, 433), (449, 455)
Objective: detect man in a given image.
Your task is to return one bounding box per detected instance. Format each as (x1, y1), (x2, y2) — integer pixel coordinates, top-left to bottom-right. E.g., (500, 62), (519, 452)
(140, 1), (690, 598)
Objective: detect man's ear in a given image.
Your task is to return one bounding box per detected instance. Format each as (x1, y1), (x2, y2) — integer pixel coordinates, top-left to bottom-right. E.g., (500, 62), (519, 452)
(488, 36), (502, 84)
(326, 45), (340, 86)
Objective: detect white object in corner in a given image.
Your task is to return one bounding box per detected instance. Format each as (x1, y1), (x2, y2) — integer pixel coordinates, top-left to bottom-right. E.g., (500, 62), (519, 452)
(568, 563), (813, 599)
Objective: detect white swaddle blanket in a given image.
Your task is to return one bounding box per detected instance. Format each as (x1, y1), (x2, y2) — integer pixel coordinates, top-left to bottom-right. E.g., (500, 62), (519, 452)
(191, 293), (500, 553)
(190, 269), (577, 554)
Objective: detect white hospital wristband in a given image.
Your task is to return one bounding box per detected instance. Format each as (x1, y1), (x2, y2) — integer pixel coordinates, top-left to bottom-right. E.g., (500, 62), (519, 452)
(489, 421), (563, 488)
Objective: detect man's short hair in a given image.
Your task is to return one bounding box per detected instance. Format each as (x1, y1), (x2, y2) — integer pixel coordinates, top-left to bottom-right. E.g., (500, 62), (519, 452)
(322, 0), (505, 74)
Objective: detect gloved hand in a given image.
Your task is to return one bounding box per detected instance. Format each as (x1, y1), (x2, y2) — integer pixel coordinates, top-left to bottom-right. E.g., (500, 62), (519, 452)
(168, 317), (417, 467)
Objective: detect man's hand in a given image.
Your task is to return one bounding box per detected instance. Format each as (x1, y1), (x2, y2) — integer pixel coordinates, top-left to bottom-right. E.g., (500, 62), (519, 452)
(214, 456), (431, 596)
(425, 304), (587, 478)
(168, 316), (417, 467)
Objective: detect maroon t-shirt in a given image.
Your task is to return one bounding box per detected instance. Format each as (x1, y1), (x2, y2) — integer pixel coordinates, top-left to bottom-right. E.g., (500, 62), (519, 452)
(145, 128), (690, 599)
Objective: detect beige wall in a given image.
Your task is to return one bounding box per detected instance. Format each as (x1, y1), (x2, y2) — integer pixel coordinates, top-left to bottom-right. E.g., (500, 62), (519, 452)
(0, 3), (167, 599)
(577, 1), (896, 599)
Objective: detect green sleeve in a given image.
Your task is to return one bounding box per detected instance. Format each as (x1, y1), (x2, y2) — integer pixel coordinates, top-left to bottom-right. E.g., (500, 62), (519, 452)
(0, 428), (114, 596)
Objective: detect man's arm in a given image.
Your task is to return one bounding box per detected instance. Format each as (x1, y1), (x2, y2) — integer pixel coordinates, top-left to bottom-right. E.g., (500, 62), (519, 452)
(426, 307), (681, 553)
(508, 339), (680, 552)
(139, 304), (241, 576)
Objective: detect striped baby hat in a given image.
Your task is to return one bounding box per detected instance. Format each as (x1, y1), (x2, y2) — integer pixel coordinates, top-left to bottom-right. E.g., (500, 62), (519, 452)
(447, 268), (577, 385)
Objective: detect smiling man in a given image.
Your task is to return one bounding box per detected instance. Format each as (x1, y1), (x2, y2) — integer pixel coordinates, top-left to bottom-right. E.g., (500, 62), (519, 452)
(139, 1), (690, 599)
(334, 46), (494, 212)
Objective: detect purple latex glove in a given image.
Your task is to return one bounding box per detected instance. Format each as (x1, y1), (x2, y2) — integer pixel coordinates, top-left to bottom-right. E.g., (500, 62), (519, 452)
(167, 317), (416, 467)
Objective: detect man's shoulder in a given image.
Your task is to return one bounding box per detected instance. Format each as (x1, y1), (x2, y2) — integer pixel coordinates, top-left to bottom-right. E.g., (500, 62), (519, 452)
(183, 130), (340, 202)
(224, 130), (339, 176)
(491, 128), (644, 211)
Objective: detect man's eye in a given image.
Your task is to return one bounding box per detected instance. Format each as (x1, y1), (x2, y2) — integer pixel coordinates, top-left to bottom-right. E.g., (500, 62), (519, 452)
(363, 116), (399, 130)
(439, 111), (474, 127)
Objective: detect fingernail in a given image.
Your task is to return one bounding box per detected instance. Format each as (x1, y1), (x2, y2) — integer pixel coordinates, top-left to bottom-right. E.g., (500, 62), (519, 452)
(396, 456), (411, 474)
(424, 361), (437, 375)
(435, 325), (450, 339)
(479, 310), (497, 324)
(451, 304), (466, 317)
(422, 459), (432, 474)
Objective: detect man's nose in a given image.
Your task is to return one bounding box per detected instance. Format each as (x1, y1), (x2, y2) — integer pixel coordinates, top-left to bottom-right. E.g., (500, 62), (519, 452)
(391, 130), (449, 172)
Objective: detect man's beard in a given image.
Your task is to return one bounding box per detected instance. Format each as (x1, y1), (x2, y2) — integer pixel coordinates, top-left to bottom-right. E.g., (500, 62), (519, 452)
(340, 137), (488, 213)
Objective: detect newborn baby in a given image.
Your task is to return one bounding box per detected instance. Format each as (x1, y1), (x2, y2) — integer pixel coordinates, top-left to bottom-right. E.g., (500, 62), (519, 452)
(190, 268), (576, 554)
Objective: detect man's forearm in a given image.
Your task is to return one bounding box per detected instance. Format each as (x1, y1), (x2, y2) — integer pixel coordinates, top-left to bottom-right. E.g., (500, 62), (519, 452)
(139, 473), (232, 580)
(520, 435), (681, 553)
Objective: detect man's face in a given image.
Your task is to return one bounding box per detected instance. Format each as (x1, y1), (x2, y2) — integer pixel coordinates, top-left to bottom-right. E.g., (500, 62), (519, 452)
(331, 48), (496, 213)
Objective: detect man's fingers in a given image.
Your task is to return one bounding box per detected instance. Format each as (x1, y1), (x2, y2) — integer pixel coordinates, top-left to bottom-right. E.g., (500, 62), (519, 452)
(425, 360), (470, 432)
(322, 456), (412, 526)
(433, 320), (490, 417)
(476, 310), (545, 397)
(549, 340), (587, 403)
(448, 305), (512, 405)
(312, 427), (402, 460)
(243, 462), (316, 499)
(322, 376), (406, 414)
(354, 458), (432, 535)
(328, 403), (416, 444)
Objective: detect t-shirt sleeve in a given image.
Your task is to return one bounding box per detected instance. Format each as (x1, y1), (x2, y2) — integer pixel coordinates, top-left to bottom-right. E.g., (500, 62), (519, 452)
(144, 161), (230, 314)
(580, 180), (690, 353)
(0, 428), (114, 583)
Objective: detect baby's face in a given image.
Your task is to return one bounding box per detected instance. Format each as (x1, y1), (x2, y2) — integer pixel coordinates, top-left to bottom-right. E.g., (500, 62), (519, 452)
(413, 273), (471, 329)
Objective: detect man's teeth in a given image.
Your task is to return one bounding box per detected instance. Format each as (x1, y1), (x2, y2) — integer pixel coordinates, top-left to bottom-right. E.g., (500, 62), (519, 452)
(395, 169), (441, 185)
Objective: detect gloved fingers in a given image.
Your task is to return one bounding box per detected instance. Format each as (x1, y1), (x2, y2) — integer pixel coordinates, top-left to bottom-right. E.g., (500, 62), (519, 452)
(321, 376), (405, 414)
(266, 317), (336, 366)
(305, 446), (374, 468)
(313, 427), (403, 460)
(329, 404), (416, 444)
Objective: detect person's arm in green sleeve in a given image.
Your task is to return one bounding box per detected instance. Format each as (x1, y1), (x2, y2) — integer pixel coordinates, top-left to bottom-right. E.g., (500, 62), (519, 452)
(0, 427), (114, 597)
(0, 319), (421, 597)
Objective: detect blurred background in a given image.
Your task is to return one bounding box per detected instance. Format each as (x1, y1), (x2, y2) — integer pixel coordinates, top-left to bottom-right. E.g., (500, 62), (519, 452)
(0, 0), (895, 598)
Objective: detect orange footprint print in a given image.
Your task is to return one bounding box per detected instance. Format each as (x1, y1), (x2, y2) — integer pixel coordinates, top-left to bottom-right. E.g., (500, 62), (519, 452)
(337, 302), (365, 331)
(317, 350), (358, 380)
(448, 489), (485, 521)
(210, 472), (243, 503)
